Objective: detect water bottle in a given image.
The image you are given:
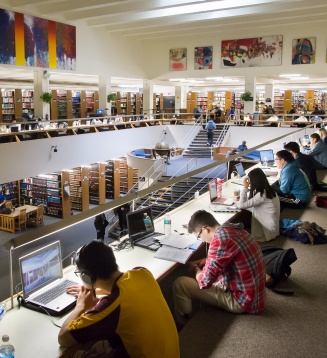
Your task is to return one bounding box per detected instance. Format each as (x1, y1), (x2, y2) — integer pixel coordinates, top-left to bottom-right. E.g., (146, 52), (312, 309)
(0, 335), (15, 358)
(194, 190), (200, 199)
(0, 302), (5, 322)
(263, 156), (268, 168)
(143, 213), (153, 232)
(164, 214), (172, 235)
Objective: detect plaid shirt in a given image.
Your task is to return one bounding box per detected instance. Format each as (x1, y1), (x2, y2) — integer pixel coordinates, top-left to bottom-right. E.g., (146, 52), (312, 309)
(197, 224), (266, 313)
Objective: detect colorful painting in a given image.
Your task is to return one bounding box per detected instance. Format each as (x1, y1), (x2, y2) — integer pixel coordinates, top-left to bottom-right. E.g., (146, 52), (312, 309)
(292, 37), (315, 65)
(0, 9), (15, 65)
(0, 7), (76, 70)
(221, 36), (283, 68)
(194, 46), (212, 70)
(169, 48), (187, 71)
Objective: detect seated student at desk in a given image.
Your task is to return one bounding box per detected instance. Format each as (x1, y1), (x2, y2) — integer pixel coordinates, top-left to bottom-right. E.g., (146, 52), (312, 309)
(284, 141), (327, 192)
(272, 150), (311, 209)
(173, 210), (266, 328)
(301, 133), (327, 169)
(58, 240), (179, 358)
(0, 193), (7, 213)
(237, 140), (248, 152)
(237, 168), (280, 242)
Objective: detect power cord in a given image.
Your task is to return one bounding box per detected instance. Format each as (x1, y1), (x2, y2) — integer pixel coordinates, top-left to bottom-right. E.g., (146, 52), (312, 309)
(38, 306), (62, 328)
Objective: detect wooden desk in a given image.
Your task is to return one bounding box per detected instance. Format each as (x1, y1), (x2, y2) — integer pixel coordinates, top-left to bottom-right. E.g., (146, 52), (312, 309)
(0, 205), (38, 233)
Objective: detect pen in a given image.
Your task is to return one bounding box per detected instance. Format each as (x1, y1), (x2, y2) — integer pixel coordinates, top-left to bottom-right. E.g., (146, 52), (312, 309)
(174, 230), (185, 235)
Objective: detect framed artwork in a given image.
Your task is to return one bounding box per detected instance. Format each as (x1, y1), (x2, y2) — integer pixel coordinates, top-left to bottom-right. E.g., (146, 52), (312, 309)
(0, 7), (76, 70)
(169, 48), (187, 71)
(292, 37), (315, 65)
(221, 36), (283, 68)
(194, 46), (213, 70)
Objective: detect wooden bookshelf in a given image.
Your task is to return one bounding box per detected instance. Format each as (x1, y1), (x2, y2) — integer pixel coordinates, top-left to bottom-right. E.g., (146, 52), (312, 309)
(69, 167), (89, 212)
(0, 181), (19, 207)
(1, 89), (15, 122)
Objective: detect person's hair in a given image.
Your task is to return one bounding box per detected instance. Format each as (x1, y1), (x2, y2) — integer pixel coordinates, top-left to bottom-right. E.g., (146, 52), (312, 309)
(242, 140), (246, 145)
(318, 128), (327, 139)
(188, 210), (219, 234)
(310, 133), (321, 141)
(77, 240), (118, 280)
(247, 168), (276, 199)
(284, 141), (300, 154)
(275, 150), (294, 163)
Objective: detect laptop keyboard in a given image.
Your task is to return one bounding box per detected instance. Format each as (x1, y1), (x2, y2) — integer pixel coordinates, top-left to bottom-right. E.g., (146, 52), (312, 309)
(33, 279), (76, 305)
(136, 232), (163, 246)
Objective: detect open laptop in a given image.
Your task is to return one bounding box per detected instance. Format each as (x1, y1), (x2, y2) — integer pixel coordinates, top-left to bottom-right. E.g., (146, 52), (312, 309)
(259, 149), (275, 167)
(231, 162), (247, 185)
(10, 126), (19, 133)
(126, 206), (163, 251)
(208, 180), (233, 205)
(19, 241), (78, 316)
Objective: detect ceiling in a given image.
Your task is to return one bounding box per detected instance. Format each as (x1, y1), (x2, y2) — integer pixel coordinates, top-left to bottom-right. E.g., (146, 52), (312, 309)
(1, 0), (327, 92)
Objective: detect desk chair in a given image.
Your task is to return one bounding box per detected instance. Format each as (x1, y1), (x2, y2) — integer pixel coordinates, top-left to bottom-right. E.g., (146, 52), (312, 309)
(27, 204), (44, 227)
(15, 208), (27, 232)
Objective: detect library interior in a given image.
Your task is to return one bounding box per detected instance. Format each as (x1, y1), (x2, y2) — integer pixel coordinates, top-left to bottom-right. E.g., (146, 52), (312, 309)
(1, 1), (327, 358)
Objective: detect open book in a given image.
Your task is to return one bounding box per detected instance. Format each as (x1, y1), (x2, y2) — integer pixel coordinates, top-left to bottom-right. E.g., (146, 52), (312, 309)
(154, 246), (194, 264)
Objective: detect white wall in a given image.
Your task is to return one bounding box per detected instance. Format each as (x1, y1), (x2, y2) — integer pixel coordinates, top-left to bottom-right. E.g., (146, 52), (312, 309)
(0, 125), (196, 184)
(141, 23), (327, 85)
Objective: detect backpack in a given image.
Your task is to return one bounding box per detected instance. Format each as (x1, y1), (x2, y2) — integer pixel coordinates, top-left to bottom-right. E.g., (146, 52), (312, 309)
(261, 246), (297, 293)
(315, 195), (327, 208)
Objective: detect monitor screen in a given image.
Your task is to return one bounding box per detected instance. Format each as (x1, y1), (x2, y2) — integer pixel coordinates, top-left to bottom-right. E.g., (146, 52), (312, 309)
(10, 126), (19, 133)
(97, 109), (105, 115)
(259, 150), (274, 163)
(126, 206), (154, 239)
(235, 163), (246, 177)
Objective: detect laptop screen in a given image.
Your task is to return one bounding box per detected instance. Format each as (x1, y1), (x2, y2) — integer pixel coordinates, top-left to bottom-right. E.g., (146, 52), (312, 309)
(19, 241), (63, 298)
(235, 163), (246, 178)
(10, 126), (19, 133)
(127, 206), (154, 240)
(209, 181), (218, 202)
(259, 150), (274, 164)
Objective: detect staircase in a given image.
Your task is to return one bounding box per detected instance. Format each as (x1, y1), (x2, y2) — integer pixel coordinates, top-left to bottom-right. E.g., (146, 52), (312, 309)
(138, 176), (210, 217)
(183, 124), (229, 158)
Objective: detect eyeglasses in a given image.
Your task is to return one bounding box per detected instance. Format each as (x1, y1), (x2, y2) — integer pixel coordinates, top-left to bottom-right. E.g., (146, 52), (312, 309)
(74, 269), (81, 278)
(275, 158), (281, 161)
(197, 228), (203, 240)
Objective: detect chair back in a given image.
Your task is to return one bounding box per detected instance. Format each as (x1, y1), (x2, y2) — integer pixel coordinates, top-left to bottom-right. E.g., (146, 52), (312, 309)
(19, 208), (27, 224)
(37, 204), (44, 225)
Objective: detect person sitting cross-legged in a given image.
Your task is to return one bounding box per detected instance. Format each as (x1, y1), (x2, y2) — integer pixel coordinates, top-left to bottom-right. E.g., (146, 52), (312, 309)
(173, 210), (266, 328)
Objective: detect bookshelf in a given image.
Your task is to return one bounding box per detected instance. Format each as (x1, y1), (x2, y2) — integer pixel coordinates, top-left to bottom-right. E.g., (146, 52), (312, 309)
(1, 89), (15, 122)
(69, 167), (89, 212)
(274, 91), (284, 113)
(88, 163), (106, 205)
(0, 181), (19, 207)
(21, 90), (34, 117)
(19, 172), (71, 218)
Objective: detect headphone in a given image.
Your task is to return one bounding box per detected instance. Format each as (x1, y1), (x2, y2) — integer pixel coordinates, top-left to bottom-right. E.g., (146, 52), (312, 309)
(75, 245), (97, 285)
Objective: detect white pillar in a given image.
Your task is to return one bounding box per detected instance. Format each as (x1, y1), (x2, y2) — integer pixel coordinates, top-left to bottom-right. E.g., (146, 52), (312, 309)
(99, 75), (111, 115)
(143, 80), (153, 115)
(244, 73), (256, 114)
(264, 83), (274, 107)
(34, 70), (50, 119)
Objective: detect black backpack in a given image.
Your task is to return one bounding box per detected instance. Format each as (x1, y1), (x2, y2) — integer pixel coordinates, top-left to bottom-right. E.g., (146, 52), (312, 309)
(261, 246), (297, 293)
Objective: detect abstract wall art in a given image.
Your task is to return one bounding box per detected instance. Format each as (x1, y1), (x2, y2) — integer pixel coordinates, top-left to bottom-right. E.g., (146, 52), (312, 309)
(169, 48), (187, 71)
(194, 46), (213, 70)
(221, 36), (283, 68)
(292, 37), (315, 65)
(0, 7), (76, 70)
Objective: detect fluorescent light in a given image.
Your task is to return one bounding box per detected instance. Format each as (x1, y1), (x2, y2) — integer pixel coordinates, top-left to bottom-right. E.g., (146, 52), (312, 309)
(290, 77), (309, 80)
(205, 77), (224, 80)
(279, 74), (301, 77)
(169, 78), (184, 82)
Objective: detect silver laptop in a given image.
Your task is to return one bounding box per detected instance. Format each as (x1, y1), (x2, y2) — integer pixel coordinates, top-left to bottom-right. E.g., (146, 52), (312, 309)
(19, 241), (78, 315)
(231, 162), (247, 185)
(126, 206), (163, 251)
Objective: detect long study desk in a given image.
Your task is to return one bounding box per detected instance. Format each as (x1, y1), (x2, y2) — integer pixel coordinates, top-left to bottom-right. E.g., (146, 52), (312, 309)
(0, 174), (271, 358)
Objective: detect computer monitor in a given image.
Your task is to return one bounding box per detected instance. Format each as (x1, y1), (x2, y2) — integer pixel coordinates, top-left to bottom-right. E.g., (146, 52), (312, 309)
(96, 109), (105, 115)
(259, 149), (275, 166)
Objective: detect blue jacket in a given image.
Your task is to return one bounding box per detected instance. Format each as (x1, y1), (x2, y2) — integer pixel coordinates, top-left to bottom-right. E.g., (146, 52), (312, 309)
(275, 160), (311, 203)
(302, 140), (327, 168)
(205, 120), (216, 132)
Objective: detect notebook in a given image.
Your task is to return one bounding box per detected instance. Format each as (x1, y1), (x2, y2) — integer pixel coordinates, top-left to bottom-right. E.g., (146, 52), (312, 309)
(126, 206), (163, 251)
(19, 241), (78, 316)
(259, 149), (275, 167)
(231, 162), (247, 185)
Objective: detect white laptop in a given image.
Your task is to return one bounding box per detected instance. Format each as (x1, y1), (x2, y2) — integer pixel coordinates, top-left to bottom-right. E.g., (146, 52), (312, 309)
(19, 241), (78, 316)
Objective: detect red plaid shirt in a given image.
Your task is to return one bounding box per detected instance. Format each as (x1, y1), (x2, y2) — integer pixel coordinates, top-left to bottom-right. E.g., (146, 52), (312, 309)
(197, 224), (266, 313)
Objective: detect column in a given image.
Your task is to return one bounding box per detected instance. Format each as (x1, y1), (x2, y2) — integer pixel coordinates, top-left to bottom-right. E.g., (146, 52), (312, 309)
(143, 80), (153, 116)
(243, 73), (256, 114)
(264, 83), (274, 107)
(34, 70), (50, 119)
(98, 75), (111, 115)
(175, 85), (188, 112)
